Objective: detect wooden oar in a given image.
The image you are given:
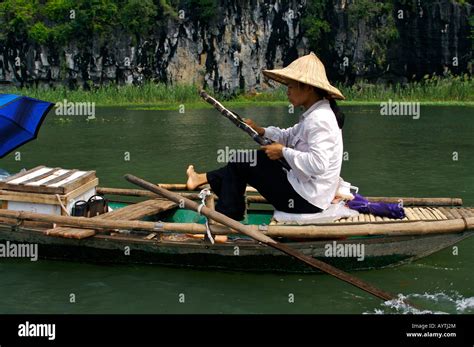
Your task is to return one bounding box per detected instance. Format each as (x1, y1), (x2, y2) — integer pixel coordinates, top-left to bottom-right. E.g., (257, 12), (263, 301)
(124, 174), (415, 305)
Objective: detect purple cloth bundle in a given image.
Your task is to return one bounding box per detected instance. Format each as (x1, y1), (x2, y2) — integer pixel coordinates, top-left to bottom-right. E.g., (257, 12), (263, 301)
(347, 194), (405, 219)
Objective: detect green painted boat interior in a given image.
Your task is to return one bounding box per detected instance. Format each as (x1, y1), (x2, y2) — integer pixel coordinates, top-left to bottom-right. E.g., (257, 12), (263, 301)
(109, 201), (273, 225)
(108, 201), (381, 240)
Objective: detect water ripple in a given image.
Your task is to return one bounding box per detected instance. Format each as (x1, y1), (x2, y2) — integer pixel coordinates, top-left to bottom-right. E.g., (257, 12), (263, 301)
(364, 292), (474, 314)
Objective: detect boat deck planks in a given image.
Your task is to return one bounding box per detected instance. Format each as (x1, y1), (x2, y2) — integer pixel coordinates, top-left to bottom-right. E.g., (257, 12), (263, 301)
(46, 199), (177, 239)
(100, 199), (176, 220)
(273, 206), (459, 226)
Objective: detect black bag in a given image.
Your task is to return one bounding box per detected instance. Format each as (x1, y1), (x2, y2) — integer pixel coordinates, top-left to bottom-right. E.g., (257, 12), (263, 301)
(71, 200), (89, 217)
(71, 195), (108, 217)
(88, 195), (108, 217)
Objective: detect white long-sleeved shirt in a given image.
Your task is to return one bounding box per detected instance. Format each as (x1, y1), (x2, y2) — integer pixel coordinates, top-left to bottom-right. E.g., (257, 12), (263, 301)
(264, 99), (343, 210)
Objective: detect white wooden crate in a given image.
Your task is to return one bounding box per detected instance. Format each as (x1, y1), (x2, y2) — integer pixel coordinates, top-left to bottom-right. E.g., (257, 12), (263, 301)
(0, 166), (98, 216)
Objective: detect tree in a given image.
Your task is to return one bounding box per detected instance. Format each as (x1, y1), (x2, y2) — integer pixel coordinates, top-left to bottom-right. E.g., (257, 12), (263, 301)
(121, 0), (157, 40)
(347, 0), (399, 71)
(301, 0), (331, 48)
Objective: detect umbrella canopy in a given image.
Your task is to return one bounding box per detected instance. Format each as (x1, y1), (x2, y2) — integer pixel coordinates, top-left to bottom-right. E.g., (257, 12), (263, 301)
(0, 94), (54, 158)
(347, 193), (406, 219)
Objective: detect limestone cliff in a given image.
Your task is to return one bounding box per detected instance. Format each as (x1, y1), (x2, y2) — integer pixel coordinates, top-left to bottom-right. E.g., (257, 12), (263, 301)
(0, 0), (471, 93)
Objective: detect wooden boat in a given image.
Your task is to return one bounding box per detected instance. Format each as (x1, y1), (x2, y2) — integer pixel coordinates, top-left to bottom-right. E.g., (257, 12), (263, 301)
(0, 174), (473, 272)
(0, 166), (472, 272)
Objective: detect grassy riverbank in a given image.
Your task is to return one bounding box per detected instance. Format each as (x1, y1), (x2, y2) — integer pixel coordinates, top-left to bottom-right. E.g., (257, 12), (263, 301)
(3, 74), (473, 109)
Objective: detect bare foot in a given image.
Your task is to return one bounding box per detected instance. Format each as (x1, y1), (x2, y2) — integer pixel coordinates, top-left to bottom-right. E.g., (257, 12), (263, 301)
(186, 165), (207, 190)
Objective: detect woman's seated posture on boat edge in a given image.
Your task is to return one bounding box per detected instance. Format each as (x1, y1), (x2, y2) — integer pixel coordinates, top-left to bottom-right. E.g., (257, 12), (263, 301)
(186, 52), (345, 221)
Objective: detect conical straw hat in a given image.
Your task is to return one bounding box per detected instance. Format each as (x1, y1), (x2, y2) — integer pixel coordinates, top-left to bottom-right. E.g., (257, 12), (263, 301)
(262, 52), (344, 100)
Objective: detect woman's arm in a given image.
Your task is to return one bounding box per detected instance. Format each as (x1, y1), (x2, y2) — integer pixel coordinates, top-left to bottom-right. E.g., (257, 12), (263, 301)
(244, 119), (299, 146)
(282, 118), (337, 182)
(263, 124), (300, 146)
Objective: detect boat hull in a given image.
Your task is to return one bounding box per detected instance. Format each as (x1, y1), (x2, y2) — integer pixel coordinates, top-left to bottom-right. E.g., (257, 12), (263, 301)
(0, 225), (472, 273)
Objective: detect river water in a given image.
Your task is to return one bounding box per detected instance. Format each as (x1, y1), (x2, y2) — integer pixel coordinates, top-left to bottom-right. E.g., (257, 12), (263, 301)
(0, 105), (473, 314)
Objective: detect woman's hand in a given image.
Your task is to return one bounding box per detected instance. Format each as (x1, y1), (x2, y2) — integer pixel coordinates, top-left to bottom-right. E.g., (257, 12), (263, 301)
(243, 118), (265, 136)
(261, 143), (284, 160)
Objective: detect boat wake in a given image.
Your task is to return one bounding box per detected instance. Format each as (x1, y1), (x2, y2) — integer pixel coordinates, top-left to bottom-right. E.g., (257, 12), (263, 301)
(365, 292), (474, 314)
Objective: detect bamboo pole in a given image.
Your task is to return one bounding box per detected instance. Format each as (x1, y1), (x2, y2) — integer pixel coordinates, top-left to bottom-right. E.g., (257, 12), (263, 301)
(412, 208), (422, 220)
(456, 208), (472, 219)
(457, 209), (471, 219)
(404, 208), (415, 220)
(97, 187), (463, 206)
(0, 209), (232, 235)
(436, 208), (449, 220)
(462, 209), (474, 218)
(412, 208), (424, 220)
(426, 209), (438, 220)
(438, 207), (455, 220)
(424, 207), (437, 220)
(157, 183), (189, 190)
(436, 207), (447, 218)
(445, 208), (460, 220)
(449, 208), (464, 220)
(428, 207), (445, 220)
(419, 208), (435, 220)
(404, 208), (418, 221)
(156, 183), (258, 193)
(0, 209), (473, 239)
(366, 197), (463, 206)
(97, 187), (266, 203)
(420, 208), (433, 220)
(257, 218), (474, 238)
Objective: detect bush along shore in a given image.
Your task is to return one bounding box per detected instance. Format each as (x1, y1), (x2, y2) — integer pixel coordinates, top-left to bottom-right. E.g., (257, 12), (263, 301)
(2, 75), (473, 110)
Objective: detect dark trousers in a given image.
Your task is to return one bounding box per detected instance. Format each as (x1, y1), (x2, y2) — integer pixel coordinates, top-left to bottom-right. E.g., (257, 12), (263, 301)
(206, 150), (322, 220)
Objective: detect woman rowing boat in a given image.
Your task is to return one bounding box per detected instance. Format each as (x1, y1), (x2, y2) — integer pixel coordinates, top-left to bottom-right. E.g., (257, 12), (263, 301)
(186, 52), (345, 221)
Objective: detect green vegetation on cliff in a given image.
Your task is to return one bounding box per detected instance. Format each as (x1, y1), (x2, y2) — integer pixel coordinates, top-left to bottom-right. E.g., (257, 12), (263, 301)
(0, 0), (217, 48)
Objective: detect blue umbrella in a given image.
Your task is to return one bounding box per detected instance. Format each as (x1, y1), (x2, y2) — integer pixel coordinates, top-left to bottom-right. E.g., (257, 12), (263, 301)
(347, 193), (406, 219)
(0, 94), (54, 158)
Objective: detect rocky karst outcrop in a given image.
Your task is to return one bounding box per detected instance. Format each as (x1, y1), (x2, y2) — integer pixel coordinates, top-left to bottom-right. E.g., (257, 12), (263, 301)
(0, 0), (471, 93)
